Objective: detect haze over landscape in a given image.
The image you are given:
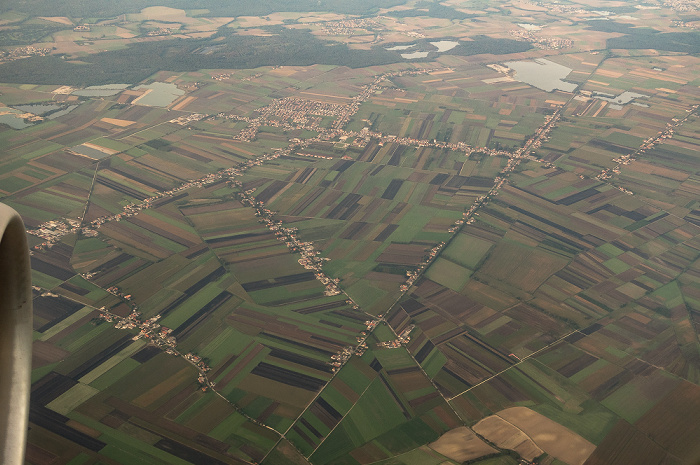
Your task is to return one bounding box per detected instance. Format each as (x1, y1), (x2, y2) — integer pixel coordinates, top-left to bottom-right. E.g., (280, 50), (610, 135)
(3, 0), (700, 464)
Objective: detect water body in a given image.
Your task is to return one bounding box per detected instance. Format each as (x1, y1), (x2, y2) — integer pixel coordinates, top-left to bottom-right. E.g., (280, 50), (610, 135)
(14, 104), (63, 115)
(594, 91), (648, 105)
(401, 51), (430, 59)
(73, 84), (129, 97)
(504, 58), (577, 92)
(47, 105), (79, 119)
(386, 43), (416, 51)
(0, 112), (32, 129)
(430, 40), (459, 52)
(133, 82), (184, 107)
(518, 23), (541, 31)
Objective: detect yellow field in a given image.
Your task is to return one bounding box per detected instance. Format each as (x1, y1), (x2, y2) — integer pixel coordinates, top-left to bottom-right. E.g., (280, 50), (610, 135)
(428, 426), (497, 462)
(473, 414), (543, 460)
(39, 16), (74, 25)
(499, 407), (596, 465)
(101, 117), (135, 127)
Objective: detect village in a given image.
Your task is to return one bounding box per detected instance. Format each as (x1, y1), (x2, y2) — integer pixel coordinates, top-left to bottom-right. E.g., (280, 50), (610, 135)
(509, 29), (573, 49)
(319, 17), (381, 36)
(96, 304), (214, 387)
(25, 64), (583, 403)
(0, 45), (51, 65)
(597, 104), (698, 185)
(27, 66), (505, 252)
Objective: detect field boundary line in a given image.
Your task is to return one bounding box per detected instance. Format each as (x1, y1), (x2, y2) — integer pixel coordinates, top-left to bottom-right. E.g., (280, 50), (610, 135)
(447, 329), (583, 401)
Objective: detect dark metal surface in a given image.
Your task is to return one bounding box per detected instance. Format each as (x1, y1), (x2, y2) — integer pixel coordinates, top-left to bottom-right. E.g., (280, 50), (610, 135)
(0, 203), (32, 465)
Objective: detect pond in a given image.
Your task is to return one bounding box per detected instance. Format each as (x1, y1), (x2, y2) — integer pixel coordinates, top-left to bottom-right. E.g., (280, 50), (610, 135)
(73, 84), (129, 97)
(430, 40), (459, 52)
(14, 104), (63, 115)
(387, 40), (458, 58)
(386, 44), (416, 51)
(133, 82), (184, 107)
(0, 103), (80, 129)
(594, 91), (648, 105)
(503, 58), (577, 92)
(401, 51), (430, 59)
(47, 105), (79, 119)
(0, 111), (32, 129)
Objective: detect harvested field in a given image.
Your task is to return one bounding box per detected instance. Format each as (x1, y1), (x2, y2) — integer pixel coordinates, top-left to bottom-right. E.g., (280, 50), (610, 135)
(427, 426), (497, 462)
(473, 414), (543, 461)
(499, 407), (596, 465)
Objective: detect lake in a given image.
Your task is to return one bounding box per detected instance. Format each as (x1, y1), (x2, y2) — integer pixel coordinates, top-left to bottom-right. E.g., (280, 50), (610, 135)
(14, 104), (63, 115)
(430, 40), (459, 52)
(594, 91), (648, 105)
(73, 84), (129, 97)
(388, 40), (458, 59)
(0, 112), (32, 129)
(133, 82), (184, 107)
(386, 44), (416, 51)
(401, 51), (430, 59)
(47, 105), (79, 119)
(503, 59), (577, 92)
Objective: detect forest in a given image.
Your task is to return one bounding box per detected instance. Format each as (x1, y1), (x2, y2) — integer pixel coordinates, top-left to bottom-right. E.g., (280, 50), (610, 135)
(0, 27), (401, 86)
(0, 0), (406, 19)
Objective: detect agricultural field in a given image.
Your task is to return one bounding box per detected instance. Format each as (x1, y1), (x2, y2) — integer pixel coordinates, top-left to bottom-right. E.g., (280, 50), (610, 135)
(2, 0), (700, 464)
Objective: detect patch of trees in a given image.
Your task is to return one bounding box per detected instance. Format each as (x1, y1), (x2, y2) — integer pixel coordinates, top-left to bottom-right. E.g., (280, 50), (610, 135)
(445, 36), (532, 56)
(585, 20), (700, 53)
(0, 23), (67, 46)
(608, 31), (700, 53)
(387, 1), (477, 20)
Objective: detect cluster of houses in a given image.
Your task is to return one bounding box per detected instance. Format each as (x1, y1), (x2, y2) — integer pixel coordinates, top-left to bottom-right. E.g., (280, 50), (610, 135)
(169, 113), (206, 126)
(0, 46), (51, 64)
(320, 18), (381, 36)
(666, 0), (697, 12)
(28, 218), (82, 250)
(208, 67), (460, 150)
(211, 72), (233, 81)
(96, 305), (214, 390)
(146, 28), (172, 37)
(328, 319), (387, 372)
(400, 242), (446, 292)
(99, 310), (178, 351)
(509, 30), (573, 49)
(377, 324), (415, 349)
